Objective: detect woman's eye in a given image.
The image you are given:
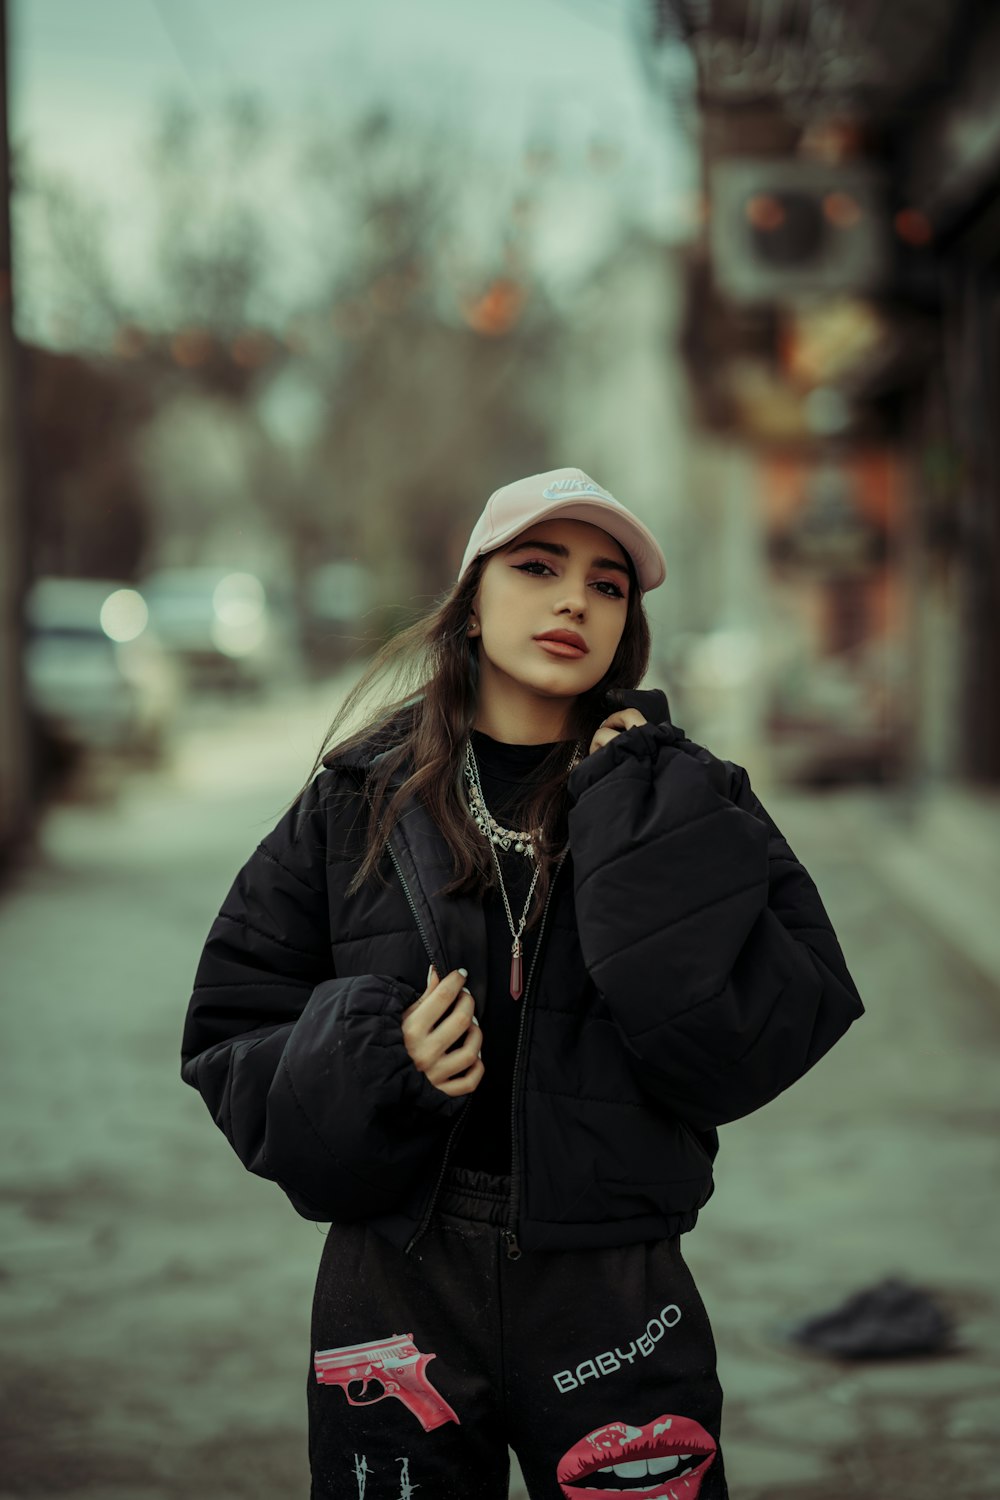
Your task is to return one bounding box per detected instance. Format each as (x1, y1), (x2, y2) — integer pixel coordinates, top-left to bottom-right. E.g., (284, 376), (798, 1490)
(513, 560), (624, 599)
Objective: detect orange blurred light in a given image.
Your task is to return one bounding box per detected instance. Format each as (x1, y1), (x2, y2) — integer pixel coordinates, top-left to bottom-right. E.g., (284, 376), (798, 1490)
(745, 194), (785, 232)
(461, 278), (526, 336)
(171, 328), (213, 366)
(894, 207), (933, 246)
(799, 117), (865, 164)
(822, 191), (862, 229)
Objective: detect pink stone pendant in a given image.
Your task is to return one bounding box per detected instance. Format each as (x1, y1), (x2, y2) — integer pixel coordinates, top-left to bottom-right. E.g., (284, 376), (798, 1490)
(509, 939), (523, 1000)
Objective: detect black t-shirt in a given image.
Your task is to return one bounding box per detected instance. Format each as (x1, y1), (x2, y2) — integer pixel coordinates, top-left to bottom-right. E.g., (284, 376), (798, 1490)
(451, 728), (562, 1175)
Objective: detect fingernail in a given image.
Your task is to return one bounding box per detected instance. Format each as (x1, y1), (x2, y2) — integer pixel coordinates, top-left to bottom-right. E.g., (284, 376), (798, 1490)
(427, 964), (434, 986)
(458, 967), (468, 978)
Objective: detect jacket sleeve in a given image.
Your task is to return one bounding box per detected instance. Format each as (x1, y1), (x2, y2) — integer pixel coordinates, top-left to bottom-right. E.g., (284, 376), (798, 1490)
(566, 719), (865, 1131)
(179, 772), (465, 1222)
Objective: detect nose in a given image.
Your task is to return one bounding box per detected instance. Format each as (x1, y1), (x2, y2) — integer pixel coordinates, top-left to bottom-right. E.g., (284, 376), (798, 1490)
(554, 576), (587, 618)
(554, 601), (584, 622)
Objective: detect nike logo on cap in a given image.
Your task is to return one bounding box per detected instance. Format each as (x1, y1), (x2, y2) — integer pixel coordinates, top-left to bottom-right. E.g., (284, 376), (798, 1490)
(541, 477), (620, 504)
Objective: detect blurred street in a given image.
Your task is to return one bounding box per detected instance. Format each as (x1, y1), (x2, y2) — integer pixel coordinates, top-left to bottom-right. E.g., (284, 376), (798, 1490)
(1, 670), (999, 1500)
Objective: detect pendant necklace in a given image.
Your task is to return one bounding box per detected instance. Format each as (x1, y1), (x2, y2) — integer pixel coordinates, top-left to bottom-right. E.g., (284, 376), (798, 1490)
(463, 737), (583, 999)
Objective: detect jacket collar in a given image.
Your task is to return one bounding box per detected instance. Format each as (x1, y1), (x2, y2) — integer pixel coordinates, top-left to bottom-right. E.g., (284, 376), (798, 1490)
(383, 752), (491, 1020)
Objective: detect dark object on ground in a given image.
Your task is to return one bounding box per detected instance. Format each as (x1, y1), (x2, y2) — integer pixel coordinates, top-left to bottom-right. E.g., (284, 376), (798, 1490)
(777, 1275), (961, 1359)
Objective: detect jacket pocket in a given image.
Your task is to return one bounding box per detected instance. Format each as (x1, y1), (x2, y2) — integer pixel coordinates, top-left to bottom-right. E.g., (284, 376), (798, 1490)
(523, 1082), (714, 1229)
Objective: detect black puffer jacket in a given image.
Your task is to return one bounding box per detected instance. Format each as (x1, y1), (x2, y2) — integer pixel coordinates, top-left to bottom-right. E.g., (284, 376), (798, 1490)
(180, 688), (865, 1257)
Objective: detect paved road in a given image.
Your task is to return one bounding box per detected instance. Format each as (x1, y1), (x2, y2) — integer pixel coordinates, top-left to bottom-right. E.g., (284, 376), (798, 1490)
(1, 680), (997, 1499)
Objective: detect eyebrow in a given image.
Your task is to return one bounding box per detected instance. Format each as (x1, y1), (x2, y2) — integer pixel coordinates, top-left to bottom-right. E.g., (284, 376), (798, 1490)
(503, 538), (631, 580)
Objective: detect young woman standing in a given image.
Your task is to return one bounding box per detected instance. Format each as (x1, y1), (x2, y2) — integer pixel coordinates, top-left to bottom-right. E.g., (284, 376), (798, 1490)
(180, 468), (865, 1500)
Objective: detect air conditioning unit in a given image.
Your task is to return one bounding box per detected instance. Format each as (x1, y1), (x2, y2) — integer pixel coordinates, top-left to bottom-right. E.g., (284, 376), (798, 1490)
(708, 159), (889, 305)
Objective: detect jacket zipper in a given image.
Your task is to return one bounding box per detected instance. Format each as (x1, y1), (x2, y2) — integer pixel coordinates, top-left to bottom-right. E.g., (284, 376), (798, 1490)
(385, 838), (443, 978)
(383, 839), (472, 1258)
(403, 1089), (471, 1257)
(501, 848), (567, 1262)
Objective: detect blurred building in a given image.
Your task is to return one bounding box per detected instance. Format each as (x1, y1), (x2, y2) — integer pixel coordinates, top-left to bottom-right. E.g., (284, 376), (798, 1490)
(651, 0), (999, 788)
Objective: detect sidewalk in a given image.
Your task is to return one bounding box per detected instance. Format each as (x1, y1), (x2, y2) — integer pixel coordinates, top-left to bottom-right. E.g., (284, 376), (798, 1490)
(833, 779), (1000, 997)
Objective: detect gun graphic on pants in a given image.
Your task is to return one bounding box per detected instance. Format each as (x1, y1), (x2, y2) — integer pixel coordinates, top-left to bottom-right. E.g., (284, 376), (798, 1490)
(313, 1333), (460, 1432)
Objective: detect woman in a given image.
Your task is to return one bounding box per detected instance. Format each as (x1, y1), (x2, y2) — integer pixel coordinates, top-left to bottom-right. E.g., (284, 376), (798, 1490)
(180, 467), (865, 1500)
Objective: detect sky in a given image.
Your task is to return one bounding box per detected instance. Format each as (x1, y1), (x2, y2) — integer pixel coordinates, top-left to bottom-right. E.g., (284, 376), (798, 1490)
(8, 0), (698, 343)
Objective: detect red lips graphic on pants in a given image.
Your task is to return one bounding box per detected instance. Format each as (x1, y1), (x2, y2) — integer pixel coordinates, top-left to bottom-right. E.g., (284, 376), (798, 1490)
(556, 1412), (717, 1498)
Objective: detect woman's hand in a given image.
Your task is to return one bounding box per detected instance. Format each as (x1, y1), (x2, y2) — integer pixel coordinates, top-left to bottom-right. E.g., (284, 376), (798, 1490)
(588, 708), (648, 757)
(401, 965), (484, 1096)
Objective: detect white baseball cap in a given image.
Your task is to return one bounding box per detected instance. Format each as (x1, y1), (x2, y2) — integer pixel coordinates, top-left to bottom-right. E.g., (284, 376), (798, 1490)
(457, 468), (667, 594)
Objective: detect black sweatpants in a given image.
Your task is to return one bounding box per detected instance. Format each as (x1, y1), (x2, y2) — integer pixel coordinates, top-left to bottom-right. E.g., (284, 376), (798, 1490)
(308, 1165), (729, 1500)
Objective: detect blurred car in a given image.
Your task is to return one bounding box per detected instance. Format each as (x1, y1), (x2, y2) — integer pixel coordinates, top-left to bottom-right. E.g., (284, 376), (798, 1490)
(139, 566), (299, 693)
(25, 577), (182, 762)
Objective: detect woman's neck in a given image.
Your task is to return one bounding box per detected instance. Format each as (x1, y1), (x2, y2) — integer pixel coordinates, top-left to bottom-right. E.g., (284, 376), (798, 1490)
(472, 709), (575, 746)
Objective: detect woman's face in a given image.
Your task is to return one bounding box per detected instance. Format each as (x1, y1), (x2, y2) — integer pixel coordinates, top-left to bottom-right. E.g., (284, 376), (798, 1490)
(470, 517), (631, 724)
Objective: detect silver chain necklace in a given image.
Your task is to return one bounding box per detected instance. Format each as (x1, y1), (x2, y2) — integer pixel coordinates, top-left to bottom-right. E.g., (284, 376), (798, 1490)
(463, 747), (541, 858)
(463, 737), (583, 999)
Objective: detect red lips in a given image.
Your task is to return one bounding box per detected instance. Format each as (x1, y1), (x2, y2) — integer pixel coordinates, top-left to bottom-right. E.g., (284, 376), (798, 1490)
(556, 1412), (717, 1499)
(534, 629), (588, 652)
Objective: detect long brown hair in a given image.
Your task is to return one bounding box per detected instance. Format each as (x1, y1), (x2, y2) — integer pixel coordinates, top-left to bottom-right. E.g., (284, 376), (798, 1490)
(297, 547), (650, 930)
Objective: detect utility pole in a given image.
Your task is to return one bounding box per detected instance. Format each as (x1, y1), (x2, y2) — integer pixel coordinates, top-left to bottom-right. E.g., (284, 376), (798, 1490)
(0, 0), (33, 874)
